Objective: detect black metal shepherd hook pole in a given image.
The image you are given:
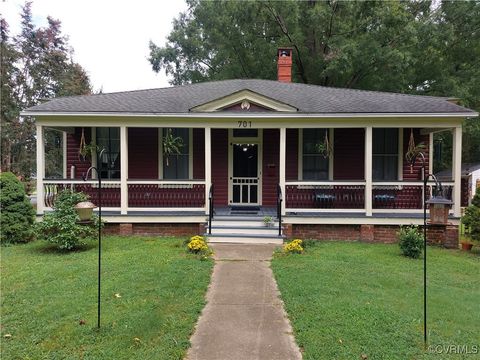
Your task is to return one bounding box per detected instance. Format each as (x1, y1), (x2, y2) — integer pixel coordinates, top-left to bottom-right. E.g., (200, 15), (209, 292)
(83, 149), (104, 329)
(411, 152), (428, 347)
(413, 151), (445, 348)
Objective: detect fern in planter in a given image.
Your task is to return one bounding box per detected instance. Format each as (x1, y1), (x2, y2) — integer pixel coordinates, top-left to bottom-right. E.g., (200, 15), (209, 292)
(163, 129), (183, 166)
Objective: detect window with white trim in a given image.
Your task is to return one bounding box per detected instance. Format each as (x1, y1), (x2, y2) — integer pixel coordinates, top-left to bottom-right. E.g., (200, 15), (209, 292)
(302, 128), (329, 180)
(373, 128), (398, 181)
(163, 128), (190, 179)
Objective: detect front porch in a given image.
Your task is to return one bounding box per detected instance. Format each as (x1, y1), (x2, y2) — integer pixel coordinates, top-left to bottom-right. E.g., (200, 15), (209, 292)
(36, 123), (463, 221)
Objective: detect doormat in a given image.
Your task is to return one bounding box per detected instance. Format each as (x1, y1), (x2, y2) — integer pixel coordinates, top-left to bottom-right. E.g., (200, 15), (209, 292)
(230, 206), (260, 215)
(230, 206), (260, 211)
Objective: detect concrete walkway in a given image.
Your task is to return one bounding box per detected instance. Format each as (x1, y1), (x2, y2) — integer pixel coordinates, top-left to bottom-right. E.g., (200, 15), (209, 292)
(186, 244), (302, 360)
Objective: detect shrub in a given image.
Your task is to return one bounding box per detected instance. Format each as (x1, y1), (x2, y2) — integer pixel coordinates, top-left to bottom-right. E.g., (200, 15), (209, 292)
(462, 187), (480, 242)
(0, 172), (35, 244)
(283, 239), (304, 254)
(36, 189), (100, 250)
(397, 225), (424, 258)
(186, 235), (211, 257)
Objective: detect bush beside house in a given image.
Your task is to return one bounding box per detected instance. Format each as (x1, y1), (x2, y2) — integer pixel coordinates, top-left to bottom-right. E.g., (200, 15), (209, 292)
(462, 187), (480, 242)
(398, 225), (424, 258)
(0, 172), (35, 244)
(36, 189), (100, 250)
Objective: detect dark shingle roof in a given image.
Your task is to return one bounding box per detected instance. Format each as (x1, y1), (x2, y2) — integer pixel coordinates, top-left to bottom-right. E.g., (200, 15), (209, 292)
(24, 79), (476, 115)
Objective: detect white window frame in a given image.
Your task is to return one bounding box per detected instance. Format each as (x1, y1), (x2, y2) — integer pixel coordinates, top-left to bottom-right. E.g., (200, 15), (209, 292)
(298, 128), (333, 181)
(158, 128), (193, 180)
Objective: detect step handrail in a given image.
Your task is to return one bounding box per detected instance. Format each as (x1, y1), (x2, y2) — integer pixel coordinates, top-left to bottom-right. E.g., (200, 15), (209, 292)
(208, 184), (214, 234)
(277, 184), (283, 236)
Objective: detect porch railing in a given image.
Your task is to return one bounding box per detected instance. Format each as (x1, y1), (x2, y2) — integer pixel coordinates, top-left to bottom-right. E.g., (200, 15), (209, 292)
(285, 182), (365, 210)
(372, 182), (454, 211)
(285, 181), (454, 213)
(43, 180), (121, 208)
(43, 179), (206, 210)
(127, 180), (205, 208)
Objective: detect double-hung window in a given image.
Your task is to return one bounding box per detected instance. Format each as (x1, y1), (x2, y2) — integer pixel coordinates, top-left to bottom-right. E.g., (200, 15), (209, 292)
(302, 129), (329, 180)
(372, 128), (398, 181)
(163, 128), (190, 179)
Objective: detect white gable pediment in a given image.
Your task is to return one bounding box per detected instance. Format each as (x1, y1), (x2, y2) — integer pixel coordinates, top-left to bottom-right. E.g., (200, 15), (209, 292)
(190, 89), (298, 112)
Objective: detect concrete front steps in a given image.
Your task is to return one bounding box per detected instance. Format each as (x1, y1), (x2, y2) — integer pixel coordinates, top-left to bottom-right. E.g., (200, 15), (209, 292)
(205, 216), (285, 244)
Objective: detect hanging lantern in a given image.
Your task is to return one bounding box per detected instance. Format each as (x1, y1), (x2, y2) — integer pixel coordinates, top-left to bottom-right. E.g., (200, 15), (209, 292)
(426, 195), (453, 225)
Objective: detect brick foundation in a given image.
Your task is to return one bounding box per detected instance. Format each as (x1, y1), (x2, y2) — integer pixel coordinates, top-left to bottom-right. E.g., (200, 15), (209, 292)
(291, 224), (360, 241)
(360, 224), (374, 242)
(289, 223), (459, 248)
(104, 223), (203, 237)
(426, 224), (459, 249)
(119, 223), (133, 236)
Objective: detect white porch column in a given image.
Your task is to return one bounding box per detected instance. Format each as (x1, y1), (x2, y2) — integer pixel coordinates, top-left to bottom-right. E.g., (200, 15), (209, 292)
(365, 126), (373, 216)
(62, 131), (68, 179)
(279, 127), (286, 216)
(429, 132), (434, 175)
(452, 126), (462, 217)
(36, 125), (45, 215)
(204, 127), (212, 215)
(120, 126), (128, 214)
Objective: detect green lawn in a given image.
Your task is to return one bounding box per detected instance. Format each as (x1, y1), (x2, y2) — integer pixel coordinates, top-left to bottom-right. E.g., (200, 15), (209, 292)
(1, 236), (213, 359)
(272, 242), (479, 360)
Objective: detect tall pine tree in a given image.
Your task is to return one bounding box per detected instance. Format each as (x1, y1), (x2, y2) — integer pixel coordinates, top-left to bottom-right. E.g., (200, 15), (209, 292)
(0, 2), (91, 178)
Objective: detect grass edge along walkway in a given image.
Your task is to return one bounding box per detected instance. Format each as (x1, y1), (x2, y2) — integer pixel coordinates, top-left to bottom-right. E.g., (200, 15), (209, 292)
(1, 236), (213, 360)
(271, 241), (479, 360)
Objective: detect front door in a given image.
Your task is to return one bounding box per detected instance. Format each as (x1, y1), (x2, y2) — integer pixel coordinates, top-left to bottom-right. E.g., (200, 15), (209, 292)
(230, 143), (260, 205)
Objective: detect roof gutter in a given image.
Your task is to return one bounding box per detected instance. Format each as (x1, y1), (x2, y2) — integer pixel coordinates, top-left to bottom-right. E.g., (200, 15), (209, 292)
(20, 111), (478, 118)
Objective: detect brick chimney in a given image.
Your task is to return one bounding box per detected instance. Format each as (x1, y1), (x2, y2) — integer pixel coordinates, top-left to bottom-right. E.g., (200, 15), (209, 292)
(277, 48), (293, 83)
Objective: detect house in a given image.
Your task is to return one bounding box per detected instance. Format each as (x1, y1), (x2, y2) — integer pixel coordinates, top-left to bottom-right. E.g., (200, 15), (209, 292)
(436, 163), (480, 207)
(23, 48), (478, 247)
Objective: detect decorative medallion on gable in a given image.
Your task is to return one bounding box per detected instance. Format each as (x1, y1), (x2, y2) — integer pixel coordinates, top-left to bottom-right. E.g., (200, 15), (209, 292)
(189, 89), (297, 112)
(221, 100), (272, 112)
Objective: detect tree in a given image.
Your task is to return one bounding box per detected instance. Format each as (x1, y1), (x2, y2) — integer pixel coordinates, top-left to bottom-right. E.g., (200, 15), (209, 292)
(149, 0), (480, 163)
(0, 2), (92, 178)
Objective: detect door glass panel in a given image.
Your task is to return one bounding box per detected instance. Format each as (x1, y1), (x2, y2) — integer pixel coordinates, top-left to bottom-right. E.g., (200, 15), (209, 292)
(233, 144), (258, 177)
(250, 185), (258, 203)
(233, 185), (240, 203)
(242, 185), (248, 203)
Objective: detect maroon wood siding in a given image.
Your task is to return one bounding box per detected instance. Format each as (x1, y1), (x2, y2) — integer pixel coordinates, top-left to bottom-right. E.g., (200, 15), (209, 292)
(128, 128), (158, 179)
(262, 129), (280, 206)
(193, 129), (205, 179)
(286, 129), (298, 180)
(67, 127), (91, 179)
(334, 128), (365, 180)
(211, 129), (228, 206)
(402, 129), (429, 180)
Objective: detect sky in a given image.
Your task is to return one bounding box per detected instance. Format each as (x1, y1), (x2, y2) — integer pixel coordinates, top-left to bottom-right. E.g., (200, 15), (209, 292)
(1, 0), (189, 93)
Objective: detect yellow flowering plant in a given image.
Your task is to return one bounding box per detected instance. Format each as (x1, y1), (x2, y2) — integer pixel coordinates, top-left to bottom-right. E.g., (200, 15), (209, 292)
(283, 239), (304, 254)
(187, 235), (211, 256)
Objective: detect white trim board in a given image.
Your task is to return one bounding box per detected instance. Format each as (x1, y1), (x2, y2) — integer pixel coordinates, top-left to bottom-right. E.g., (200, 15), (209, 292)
(24, 111), (477, 118)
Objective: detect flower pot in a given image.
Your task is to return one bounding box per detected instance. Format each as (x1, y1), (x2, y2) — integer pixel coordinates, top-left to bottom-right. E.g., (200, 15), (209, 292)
(74, 201), (97, 221)
(460, 242), (473, 251)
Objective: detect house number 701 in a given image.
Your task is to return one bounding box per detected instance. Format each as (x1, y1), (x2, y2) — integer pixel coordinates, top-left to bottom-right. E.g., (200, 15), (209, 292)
(238, 121), (252, 128)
